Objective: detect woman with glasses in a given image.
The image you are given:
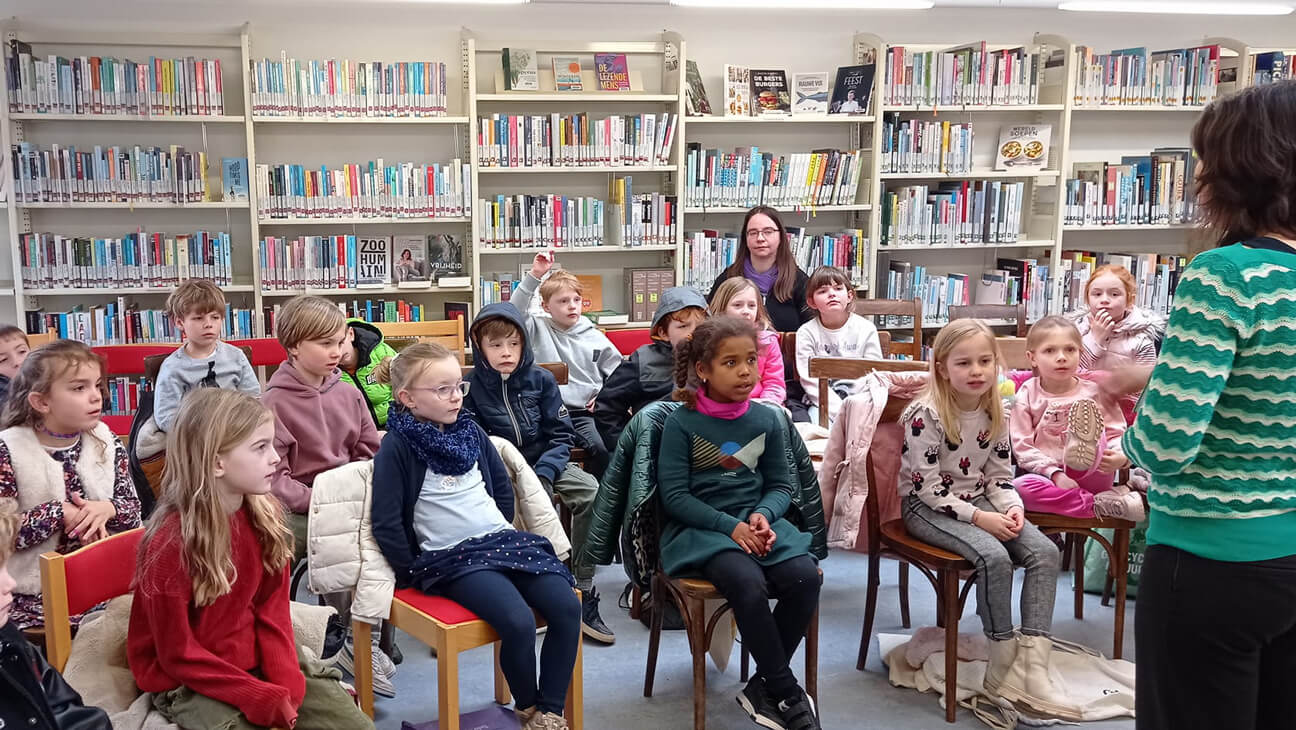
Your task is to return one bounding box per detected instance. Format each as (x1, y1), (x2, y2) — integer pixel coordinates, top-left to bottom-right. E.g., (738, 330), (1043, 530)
(708, 205), (813, 334)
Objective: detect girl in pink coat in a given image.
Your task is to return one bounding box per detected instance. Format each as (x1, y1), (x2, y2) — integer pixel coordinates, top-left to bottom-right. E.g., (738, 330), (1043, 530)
(710, 277), (788, 407)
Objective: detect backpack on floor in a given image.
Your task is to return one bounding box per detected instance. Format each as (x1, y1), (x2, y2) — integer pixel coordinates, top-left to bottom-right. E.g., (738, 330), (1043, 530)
(1081, 525), (1147, 599)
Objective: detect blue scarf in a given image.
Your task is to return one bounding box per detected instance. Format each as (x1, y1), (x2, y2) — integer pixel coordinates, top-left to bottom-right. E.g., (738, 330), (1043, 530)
(743, 259), (779, 297)
(387, 405), (481, 476)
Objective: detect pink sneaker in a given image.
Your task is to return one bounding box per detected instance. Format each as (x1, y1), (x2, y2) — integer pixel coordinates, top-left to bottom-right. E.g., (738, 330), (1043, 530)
(1065, 399), (1102, 472)
(1093, 486), (1146, 522)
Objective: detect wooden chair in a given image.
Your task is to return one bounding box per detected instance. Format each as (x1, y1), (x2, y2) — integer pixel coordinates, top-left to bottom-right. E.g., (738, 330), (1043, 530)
(996, 336), (1030, 371)
(353, 589), (583, 730)
(854, 297), (923, 359)
(26, 331), (58, 347)
(856, 393), (976, 724)
(809, 355), (926, 429)
(377, 320), (466, 363)
(40, 527), (146, 672)
(949, 303), (1028, 338)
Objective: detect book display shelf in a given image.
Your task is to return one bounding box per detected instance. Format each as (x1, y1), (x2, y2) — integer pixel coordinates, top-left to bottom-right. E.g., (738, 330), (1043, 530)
(0, 21), (1275, 343)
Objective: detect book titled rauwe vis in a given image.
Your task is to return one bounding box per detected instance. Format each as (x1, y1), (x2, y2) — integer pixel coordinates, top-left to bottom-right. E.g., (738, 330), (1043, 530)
(594, 53), (630, 91)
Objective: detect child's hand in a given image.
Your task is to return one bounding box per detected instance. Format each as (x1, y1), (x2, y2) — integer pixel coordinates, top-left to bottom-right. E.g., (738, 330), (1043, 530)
(1099, 448), (1128, 473)
(530, 251), (554, 280)
(1005, 506), (1025, 536)
(61, 500), (84, 535)
(1051, 472), (1080, 490)
(1089, 309), (1115, 343)
(67, 492), (116, 542)
(748, 512), (777, 556)
(586, 396), (597, 411)
(972, 510), (1018, 541)
(730, 522), (764, 555)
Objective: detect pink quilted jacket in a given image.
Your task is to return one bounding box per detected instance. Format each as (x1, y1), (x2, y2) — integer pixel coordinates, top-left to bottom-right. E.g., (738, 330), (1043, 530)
(750, 329), (787, 404)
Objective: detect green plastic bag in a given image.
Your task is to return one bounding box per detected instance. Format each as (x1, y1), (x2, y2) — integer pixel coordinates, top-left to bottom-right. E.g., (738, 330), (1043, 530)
(1081, 525), (1147, 598)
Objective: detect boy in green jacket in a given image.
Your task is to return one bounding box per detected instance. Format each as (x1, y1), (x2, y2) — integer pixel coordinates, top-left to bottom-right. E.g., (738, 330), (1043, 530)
(339, 318), (399, 428)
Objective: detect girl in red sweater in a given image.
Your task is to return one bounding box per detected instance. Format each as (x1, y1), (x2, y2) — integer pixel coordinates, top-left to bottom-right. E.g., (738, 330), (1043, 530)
(128, 388), (372, 729)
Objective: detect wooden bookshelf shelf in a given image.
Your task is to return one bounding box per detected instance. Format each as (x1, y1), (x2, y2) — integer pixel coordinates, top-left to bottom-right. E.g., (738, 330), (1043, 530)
(19, 201), (249, 209)
(880, 170), (1060, 180)
(257, 216), (471, 226)
(11, 113), (246, 123)
(476, 93), (677, 102)
(252, 115), (470, 125)
(878, 239), (1055, 252)
(881, 104), (1066, 113)
(684, 204), (872, 214)
(477, 166), (675, 174)
(685, 115), (875, 124)
(24, 284), (255, 296)
(478, 245), (676, 255)
(261, 285), (471, 297)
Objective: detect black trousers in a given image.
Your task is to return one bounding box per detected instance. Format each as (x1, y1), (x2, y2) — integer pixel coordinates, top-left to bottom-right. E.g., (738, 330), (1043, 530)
(568, 409), (609, 481)
(1136, 544), (1296, 730)
(701, 551), (820, 699)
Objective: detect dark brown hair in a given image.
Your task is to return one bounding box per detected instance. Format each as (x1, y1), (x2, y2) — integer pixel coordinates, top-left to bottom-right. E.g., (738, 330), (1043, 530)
(672, 316), (758, 409)
(805, 266), (854, 306)
(1192, 81), (1296, 245)
(472, 316), (522, 348)
(720, 206), (799, 303)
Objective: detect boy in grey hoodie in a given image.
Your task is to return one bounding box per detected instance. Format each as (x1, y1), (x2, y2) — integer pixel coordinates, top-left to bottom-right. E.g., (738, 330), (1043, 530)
(510, 253), (623, 480)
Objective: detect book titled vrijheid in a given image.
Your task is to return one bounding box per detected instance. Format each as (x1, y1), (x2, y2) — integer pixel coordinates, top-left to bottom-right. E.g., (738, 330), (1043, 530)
(502, 48), (538, 91)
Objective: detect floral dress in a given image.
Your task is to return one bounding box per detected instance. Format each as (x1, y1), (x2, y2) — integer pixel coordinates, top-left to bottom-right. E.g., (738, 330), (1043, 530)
(0, 435), (142, 630)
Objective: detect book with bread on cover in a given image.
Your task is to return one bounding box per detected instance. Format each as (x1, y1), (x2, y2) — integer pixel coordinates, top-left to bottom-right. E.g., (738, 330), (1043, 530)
(792, 72), (830, 115)
(750, 69), (792, 116)
(685, 60), (713, 116)
(553, 56), (583, 91)
(724, 65), (751, 117)
(995, 124), (1052, 170)
(503, 48), (539, 91)
(594, 53), (630, 91)
(829, 63), (875, 115)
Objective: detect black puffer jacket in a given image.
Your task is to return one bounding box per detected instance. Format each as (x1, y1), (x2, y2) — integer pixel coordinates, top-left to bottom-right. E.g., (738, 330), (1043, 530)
(0, 622), (111, 730)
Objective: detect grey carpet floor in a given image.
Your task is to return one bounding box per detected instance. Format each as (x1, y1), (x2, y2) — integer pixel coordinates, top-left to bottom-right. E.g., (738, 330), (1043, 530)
(333, 550), (1135, 729)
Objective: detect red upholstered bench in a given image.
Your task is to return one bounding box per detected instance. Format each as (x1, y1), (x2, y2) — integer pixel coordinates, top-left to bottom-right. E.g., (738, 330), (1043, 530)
(604, 328), (652, 357)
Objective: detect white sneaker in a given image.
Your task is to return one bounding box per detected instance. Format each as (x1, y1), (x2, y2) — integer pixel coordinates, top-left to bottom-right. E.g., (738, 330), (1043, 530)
(334, 637), (398, 698)
(1093, 486), (1146, 522)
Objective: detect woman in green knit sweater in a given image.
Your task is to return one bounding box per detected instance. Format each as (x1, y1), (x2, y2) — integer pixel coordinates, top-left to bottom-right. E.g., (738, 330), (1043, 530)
(1122, 81), (1296, 730)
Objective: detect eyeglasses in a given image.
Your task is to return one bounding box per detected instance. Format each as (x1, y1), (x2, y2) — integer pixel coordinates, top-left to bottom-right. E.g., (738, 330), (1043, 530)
(746, 227), (780, 240)
(408, 381), (471, 400)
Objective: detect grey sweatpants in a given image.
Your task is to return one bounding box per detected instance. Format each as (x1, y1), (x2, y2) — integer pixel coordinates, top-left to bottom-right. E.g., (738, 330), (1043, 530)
(902, 494), (1060, 639)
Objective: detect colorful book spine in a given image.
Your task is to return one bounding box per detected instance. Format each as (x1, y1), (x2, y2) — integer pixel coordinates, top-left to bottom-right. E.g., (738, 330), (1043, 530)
(254, 159), (470, 220)
(11, 142), (209, 204)
(248, 57), (448, 118)
(18, 231), (234, 289)
(683, 146), (866, 209)
(476, 113), (675, 168)
(4, 46), (225, 116)
(476, 194), (608, 249)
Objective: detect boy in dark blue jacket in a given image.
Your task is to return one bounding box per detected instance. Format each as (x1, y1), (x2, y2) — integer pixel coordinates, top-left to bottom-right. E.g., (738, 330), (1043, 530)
(463, 302), (613, 644)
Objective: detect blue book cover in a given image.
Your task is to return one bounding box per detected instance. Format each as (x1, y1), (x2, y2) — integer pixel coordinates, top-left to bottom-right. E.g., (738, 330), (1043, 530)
(222, 157), (248, 202)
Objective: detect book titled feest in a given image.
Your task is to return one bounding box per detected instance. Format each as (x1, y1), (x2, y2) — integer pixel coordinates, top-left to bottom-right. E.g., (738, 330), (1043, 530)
(502, 48), (539, 91)
(792, 72), (830, 115)
(724, 65), (751, 117)
(750, 69), (791, 116)
(356, 236), (392, 287)
(685, 60), (713, 116)
(995, 124), (1052, 170)
(829, 64), (876, 115)
(594, 53), (630, 92)
(553, 56), (583, 92)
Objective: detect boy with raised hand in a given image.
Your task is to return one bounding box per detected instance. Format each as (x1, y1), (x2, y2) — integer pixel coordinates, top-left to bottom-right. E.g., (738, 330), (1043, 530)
(594, 287), (708, 452)
(462, 302), (615, 645)
(509, 252), (622, 481)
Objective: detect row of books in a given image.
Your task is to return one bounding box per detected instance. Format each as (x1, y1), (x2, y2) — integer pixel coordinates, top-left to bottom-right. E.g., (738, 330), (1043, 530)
(254, 159), (471, 220)
(881, 257), (1051, 326)
(1252, 51), (1294, 86)
(25, 301), (255, 346)
(684, 145), (866, 210)
(789, 228), (869, 288)
(881, 116), (974, 174)
(1062, 148), (1197, 227)
(105, 377), (151, 418)
(1058, 250), (1187, 318)
(1072, 45), (1220, 107)
(710, 63), (877, 117)
(608, 177), (678, 247)
(5, 41), (226, 117)
(19, 231), (234, 290)
(477, 194), (604, 249)
(477, 113), (676, 168)
(249, 56), (451, 117)
(11, 143), (209, 204)
(880, 181), (1028, 247)
(260, 233), (467, 290)
(883, 42), (1047, 107)
(479, 274), (524, 307)
(262, 299), (446, 337)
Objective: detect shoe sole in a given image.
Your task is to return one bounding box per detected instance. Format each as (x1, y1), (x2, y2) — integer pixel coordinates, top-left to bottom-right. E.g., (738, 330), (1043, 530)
(735, 693), (785, 730)
(1065, 400), (1102, 472)
(581, 622), (616, 644)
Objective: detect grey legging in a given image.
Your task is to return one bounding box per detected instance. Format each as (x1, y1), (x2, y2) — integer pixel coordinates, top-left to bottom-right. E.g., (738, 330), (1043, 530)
(902, 494), (1060, 639)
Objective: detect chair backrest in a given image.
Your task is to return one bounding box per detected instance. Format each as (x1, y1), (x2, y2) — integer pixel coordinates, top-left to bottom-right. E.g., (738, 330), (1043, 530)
(227, 338), (288, 368)
(26, 331), (58, 347)
(807, 357), (928, 428)
(854, 298), (923, 359)
(376, 320), (466, 363)
(40, 527), (146, 672)
(605, 327), (652, 357)
(94, 345), (181, 378)
(997, 336), (1030, 371)
(141, 345), (255, 383)
(458, 362), (569, 385)
(948, 303), (1027, 338)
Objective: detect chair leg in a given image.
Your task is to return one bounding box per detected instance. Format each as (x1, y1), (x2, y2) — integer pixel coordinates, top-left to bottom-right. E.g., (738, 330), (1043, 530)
(493, 642), (511, 705)
(898, 561), (912, 629)
(1113, 528), (1130, 660)
(354, 621), (375, 718)
(436, 632), (460, 730)
(690, 597), (708, 730)
(1060, 534), (1074, 571)
(630, 584), (643, 621)
(941, 570), (960, 724)
(857, 547), (882, 671)
(1101, 573), (1115, 607)
(379, 620), (395, 663)
(806, 606), (819, 706)
(644, 578), (664, 698)
(1073, 534), (1086, 621)
(740, 642), (749, 683)
(566, 619), (584, 730)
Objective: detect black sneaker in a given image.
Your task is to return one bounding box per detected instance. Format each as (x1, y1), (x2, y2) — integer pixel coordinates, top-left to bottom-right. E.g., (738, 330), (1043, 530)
(736, 677), (785, 730)
(581, 587), (616, 644)
(775, 688), (821, 730)
(321, 613), (348, 664)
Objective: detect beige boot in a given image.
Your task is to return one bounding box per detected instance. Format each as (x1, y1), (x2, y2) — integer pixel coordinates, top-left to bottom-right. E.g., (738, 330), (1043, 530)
(995, 634), (1084, 720)
(982, 637), (1017, 697)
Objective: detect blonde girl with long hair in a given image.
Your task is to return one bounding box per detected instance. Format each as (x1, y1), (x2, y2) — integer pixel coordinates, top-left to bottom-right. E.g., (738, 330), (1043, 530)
(0, 340), (141, 631)
(128, 388), (372, 730)
(710, 276), (787, 406)
(898, 320), (1075, 718)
